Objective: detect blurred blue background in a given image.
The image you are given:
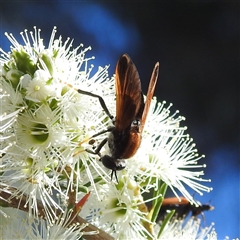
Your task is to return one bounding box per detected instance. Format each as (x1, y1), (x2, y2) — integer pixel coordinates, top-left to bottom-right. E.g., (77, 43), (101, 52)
(0, 1), (239, 239)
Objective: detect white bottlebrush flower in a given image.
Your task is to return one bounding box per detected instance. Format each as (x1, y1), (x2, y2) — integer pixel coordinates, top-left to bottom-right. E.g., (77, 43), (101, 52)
(82, 178), (154, 240)
(0, 206), (93, 240)
(157, 218), (217, 240)
(123, 99), (212, 204)
(0, 27), (114, 221)
(0, 27), (215, 239)
(25, 69), (53, 102)
(0, 207), (30, 239)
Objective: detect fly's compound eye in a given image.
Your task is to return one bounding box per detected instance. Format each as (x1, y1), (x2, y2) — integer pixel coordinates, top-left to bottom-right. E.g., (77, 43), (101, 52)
(131, 119), (141, 127)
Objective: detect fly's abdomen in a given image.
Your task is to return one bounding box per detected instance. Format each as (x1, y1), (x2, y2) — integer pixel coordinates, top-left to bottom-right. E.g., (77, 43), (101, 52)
(120, 131), (141, 159)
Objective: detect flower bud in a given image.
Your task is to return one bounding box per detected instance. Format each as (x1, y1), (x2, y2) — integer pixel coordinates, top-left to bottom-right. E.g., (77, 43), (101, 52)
(38, 51), (54, 76)
(6, 69), (23, 88)
(11, 48), (37, 75)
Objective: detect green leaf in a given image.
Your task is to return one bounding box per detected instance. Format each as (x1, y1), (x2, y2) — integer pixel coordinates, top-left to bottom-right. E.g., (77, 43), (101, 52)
(84, 176), (102, 187)
(151, 182), (168, 223)
(78, 185), (89, 193)
(157, 210), (175, 238)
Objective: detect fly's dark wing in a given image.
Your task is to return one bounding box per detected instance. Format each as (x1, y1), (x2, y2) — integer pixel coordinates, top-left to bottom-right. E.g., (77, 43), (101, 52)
(139, 62), (159, 133)
(158, 197), (214, 221)
(115, 54), (142, 131)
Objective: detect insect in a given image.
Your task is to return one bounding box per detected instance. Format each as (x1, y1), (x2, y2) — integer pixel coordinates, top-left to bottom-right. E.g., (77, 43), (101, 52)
(93, 54), (159, 181)
(68, 54), (159, 182)
(157, 197), (214, 221)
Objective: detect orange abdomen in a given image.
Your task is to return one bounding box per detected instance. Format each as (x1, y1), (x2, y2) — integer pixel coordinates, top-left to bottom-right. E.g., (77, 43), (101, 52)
(120, 131), (142, 159)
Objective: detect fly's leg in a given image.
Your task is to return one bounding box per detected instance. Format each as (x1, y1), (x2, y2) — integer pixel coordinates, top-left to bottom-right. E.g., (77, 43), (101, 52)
(73, 127), (114, 157)
(77, 89), (114, 121)
(60, 80), (113, 121)
(85, 137), (108, 156)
